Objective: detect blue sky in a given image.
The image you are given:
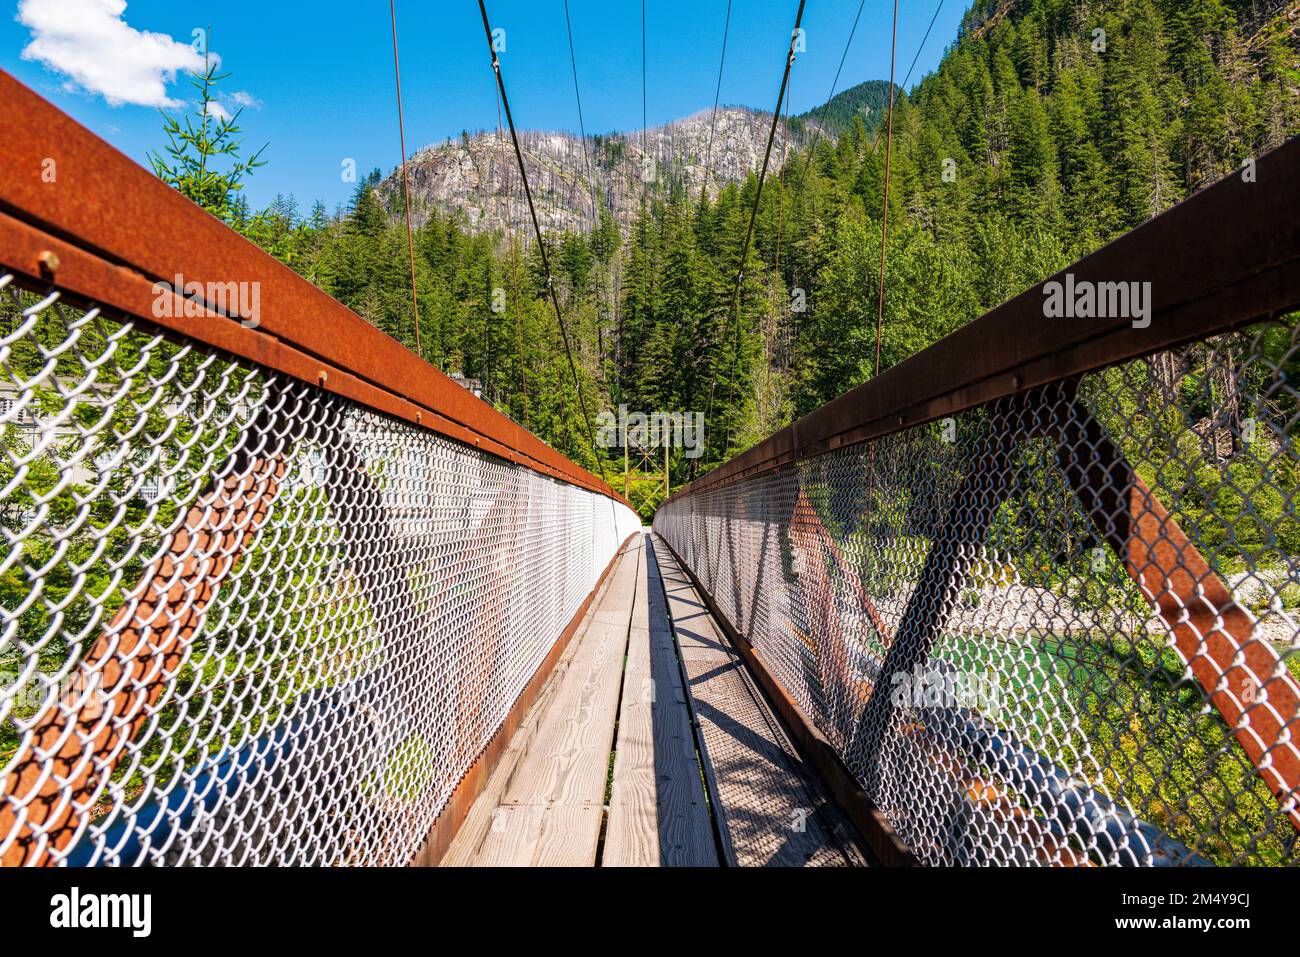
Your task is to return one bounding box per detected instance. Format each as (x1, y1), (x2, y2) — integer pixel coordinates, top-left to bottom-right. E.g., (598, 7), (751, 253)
(3, 1), (967, 214)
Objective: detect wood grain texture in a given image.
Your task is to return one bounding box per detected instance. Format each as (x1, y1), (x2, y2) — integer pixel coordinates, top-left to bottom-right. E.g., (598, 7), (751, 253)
(444, 534), (871, 867)
(655, 536), (912, 867)
(436, 633), (578, 865)
(414, 534), (637, 866)
(658, 560), (733, 663)
(441, 542), (637, 866)
(459, 804), (605, 867)
(604, 536), (717, 867)
(653, 537), (868, 868)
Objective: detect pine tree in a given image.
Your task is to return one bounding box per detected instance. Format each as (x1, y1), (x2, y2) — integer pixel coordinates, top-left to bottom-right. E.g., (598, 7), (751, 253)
(147, 34), (266, 222)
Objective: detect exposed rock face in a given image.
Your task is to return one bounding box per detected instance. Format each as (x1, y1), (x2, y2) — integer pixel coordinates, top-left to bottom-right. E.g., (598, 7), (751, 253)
(379, 107), (815, 236)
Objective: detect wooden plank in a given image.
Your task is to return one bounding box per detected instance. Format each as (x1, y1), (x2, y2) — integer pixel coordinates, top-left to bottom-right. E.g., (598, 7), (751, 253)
(604, 535), (718, 867)
(498, 617), (627, 808)
(437, 536), (639, 866)
(652, 537), (868, 868)
(437, 634), (579, 866)
(656, 538), (914, 868)
(458, 804), (605, 867)
(498, 545), (639, 810)
(658, 557), (733, 662)
(441, 542), (638, 866)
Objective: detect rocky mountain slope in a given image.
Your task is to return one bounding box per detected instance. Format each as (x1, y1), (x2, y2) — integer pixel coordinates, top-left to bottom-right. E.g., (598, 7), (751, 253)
(378, 105), (818, 236)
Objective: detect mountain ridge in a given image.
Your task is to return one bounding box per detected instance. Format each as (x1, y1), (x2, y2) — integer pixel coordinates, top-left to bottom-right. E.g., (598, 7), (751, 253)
(378, 98), (844, 235)
(797, 79), (898, 136)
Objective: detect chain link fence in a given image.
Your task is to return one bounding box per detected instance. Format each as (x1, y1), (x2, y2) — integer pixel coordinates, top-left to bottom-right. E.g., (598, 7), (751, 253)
(656, 316), (1300, 866)
(0, 275), (640, 865)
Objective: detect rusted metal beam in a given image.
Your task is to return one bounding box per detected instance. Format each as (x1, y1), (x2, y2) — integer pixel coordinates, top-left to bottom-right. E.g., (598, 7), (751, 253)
(0, 69), (638, 868)
(683, 382), (1291, 864)
(0, 70), (628, 508)
(851, 400), (1023, 798)
(0, 213), (617, 499)
(673, 136), (1300, 501)
(0, 447), (286, 866)
(1057, 402), (1300, 831)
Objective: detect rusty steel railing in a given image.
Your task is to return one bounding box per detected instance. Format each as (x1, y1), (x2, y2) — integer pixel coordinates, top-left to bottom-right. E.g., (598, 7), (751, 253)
(656, 137), (1300, 867)
(0, 72), (640, 866)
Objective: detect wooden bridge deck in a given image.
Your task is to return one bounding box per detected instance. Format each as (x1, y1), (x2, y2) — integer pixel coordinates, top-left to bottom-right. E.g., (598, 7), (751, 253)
(441, 532), (869, 867)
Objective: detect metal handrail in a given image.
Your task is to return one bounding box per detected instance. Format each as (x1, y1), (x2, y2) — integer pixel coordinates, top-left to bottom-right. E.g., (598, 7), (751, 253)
(0, 70), (627, 506)
(672, 137), (1300, 501)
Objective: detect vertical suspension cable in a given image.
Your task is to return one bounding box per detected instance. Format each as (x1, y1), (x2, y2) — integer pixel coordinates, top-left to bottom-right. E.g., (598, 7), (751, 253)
(765, 69), (793, 435)
(793, 0), (868, 195)
(642, 0), (648, 151)
(477, 0), (608, 483)
(641, 0), (653, 215)
(635, 0), (649, 319)
(776, 72), (791, 280)
(704, 0), (806, 469)
(861, 0), (905, 577)
(873, 0), (901, 377)
(638, 0), (651, 498)
(388, 0), (422, 356)
(495, 80), (528, 426)
(869, 0), (946, 158)
(702, 0), (734, 195)
(562, 0), (599, 225)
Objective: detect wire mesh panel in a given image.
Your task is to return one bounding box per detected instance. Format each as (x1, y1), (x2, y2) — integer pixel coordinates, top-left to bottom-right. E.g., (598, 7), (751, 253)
(656, 317), (1300, 866)
(0, 275), (640, 866)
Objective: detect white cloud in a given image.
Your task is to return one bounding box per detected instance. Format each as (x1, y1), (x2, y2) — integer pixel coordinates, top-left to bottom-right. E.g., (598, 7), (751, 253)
(204, 100), (232, 123)
(17, 0), (206, 108)
(230, 90), (262, 110)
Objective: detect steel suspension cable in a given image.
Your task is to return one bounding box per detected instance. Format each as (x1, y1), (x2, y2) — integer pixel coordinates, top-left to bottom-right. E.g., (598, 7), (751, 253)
(640, 0), (649, 211)
(860, 0), (904, 573)
(776, 71), (791, 279)
(901, 0), (946, 97)
(562, 0), (599, 224)
(792, 0), (868, 196)
(794, 0), (945, 200)
(637, 0), (652, 391)
(873, 0), (901, 377)
(702, 0), (734, 194)
(388, 0), (422, 356)
(641, 0), (652, 204)
(495, 80), (528, 426)
(869, 0), (945, 158)
(762, 71), (793, 437)
(476, 0), (607, 481)
(704, 0), (806, 469)
(642, 0), (648, 152)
